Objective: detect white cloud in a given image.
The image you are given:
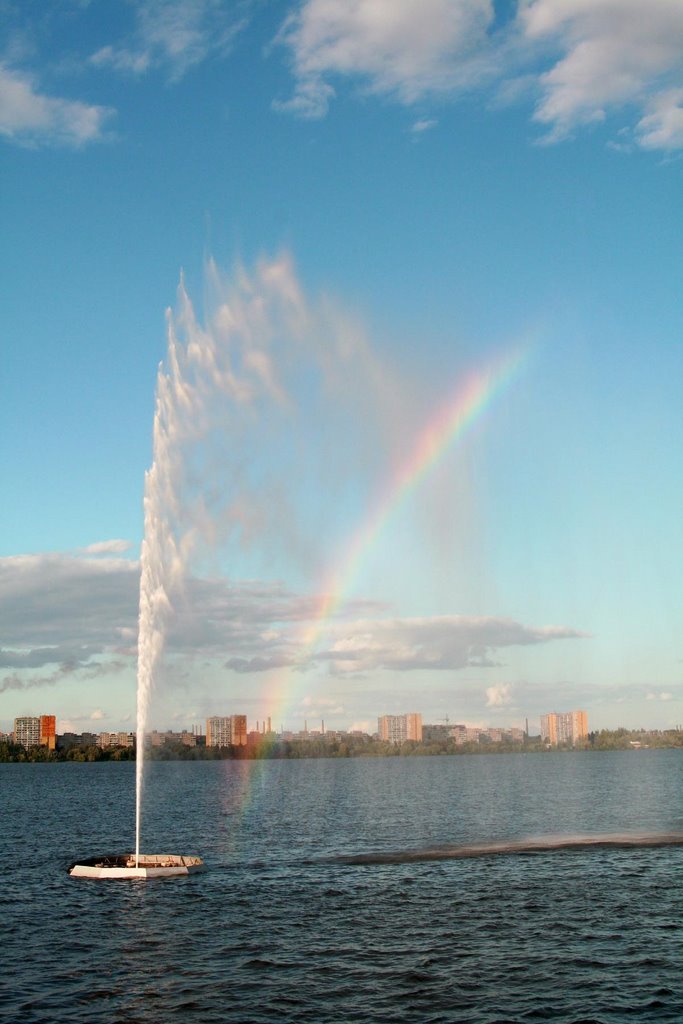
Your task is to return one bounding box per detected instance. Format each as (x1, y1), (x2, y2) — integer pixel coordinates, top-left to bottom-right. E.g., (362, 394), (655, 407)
(89, 0), (248, 81)
(0, 550), (586, 692)
(411, 117), (438, 133)
(0, 659), (127, 695)
(4, 0), (680, 153)
(57, 720), (78, 734)
(274, 0), (496, 118)
(485, 682), (513, 707)
(89, 45), (152, 77)
(79, 539), (134, 556)
(57, 713), (111, 733)
(297, 695), (345, 724)
(274, 0), (683, 150)
(636, 87), (683, 150)
(272, 75), (335, 120)
(519, 0), (683, 146)
(646, 691), (675, 702)
(0, 553), (138, 657)
(0, 63), (113, 147)
(302, 694), (339, 707)
(315, 615), (587, 675)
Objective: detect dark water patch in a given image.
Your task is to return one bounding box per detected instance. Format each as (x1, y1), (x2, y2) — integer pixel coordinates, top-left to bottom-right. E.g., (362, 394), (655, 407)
(333, 831), (683, 865)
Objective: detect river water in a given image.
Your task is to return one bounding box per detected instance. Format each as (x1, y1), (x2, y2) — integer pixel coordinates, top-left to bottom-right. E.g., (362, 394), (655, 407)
(2, 750), (683, 1023)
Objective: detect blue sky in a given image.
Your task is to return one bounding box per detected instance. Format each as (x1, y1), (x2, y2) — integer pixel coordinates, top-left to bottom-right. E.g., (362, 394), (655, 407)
(1, 0), (682, 736)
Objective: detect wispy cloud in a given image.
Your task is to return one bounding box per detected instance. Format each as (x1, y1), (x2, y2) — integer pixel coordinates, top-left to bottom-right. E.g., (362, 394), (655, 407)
(0, 549), (586, 691)
(273, 0), (496, 119)
(0, 63), (114, 147)
(273, 0), (683, 151)
(0, 553), (138, 655)
(311, 616), (587, 676)
(520, 0), (683, 148)
(636, 87), (683, 151)
(89, 0), (248, 82)
(411, 117), (438, 134)
(57, 708), (112, 733)
(0, 659), (127, 695)
(79, 539), (134, 556)
(5, 2), (681, 151)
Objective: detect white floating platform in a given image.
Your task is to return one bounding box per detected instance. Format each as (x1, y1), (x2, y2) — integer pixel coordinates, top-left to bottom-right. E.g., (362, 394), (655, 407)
(68, 854), (204, 879)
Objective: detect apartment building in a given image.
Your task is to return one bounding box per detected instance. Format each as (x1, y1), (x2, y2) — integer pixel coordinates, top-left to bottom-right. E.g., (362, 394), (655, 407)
(97, 732), (136, 749)
(377, 713), (423, 744)
(14, 717), (41, 748)
(13, 714), (58, 750)
(40, 715), (56, 751)
(540, 710), (588, 745)
(206, 715), (248, 747)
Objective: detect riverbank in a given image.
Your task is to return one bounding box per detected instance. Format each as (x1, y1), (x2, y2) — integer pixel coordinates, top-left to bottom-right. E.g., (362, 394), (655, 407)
(2, 728), (682, 762)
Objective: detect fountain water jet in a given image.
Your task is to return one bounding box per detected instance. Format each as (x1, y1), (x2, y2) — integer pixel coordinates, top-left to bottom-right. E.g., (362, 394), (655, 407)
(72, 309), (199, 878)
(135, 351), (184, 866)
(70, 251), (375, 878)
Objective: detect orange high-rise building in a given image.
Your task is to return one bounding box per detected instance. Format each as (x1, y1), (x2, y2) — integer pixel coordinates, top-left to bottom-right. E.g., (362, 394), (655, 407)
(40, 715), (56, 750)
(540, 710), (587, 746)
(378, 713), (423, 743)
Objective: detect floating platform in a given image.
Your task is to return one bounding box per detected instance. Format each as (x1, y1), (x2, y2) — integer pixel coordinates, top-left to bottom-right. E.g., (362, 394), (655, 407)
(68, 854), (204, 879)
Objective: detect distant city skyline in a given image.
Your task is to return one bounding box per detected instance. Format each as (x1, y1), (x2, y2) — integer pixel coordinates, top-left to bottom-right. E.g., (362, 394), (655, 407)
(8, 706), (683, 758)
(2, 2), (682, 736)
(10, 704), (683, 749)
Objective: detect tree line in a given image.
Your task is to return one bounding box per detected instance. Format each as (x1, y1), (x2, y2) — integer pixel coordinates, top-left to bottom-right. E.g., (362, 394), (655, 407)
(0, 740), (135, 763)
(2, 728), (681, 763)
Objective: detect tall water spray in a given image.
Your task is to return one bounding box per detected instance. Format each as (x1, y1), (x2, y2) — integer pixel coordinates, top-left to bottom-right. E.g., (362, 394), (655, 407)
(133, 255), (393, 861)
(135, 335), (184, 865)
(134, 257), (309, 861)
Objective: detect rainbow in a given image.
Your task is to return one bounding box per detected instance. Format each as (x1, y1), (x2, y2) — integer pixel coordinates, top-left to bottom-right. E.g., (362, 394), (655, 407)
(262, 343), (532, 724)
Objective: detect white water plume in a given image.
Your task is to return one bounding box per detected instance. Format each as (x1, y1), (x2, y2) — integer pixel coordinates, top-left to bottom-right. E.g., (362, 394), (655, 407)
(134, 252), (400, 860)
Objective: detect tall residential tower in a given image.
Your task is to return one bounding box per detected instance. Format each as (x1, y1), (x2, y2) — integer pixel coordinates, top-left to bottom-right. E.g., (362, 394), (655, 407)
(540, 710), (588, 746)
(377, 713), (423, 744)
(206, 715), (248, 747)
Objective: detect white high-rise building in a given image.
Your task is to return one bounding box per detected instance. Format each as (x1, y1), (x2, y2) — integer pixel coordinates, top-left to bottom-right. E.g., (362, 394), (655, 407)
(14, 717), (41, 748)
(206, 715), (247, 747)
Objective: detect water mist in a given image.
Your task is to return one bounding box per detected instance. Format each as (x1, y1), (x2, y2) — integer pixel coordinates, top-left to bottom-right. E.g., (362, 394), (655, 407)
(131, 253), (400, 862)
(133, 255), (318, 861)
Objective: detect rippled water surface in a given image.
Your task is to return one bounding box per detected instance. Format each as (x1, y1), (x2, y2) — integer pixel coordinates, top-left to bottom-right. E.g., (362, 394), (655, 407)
(2, 751), (683, 1023)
